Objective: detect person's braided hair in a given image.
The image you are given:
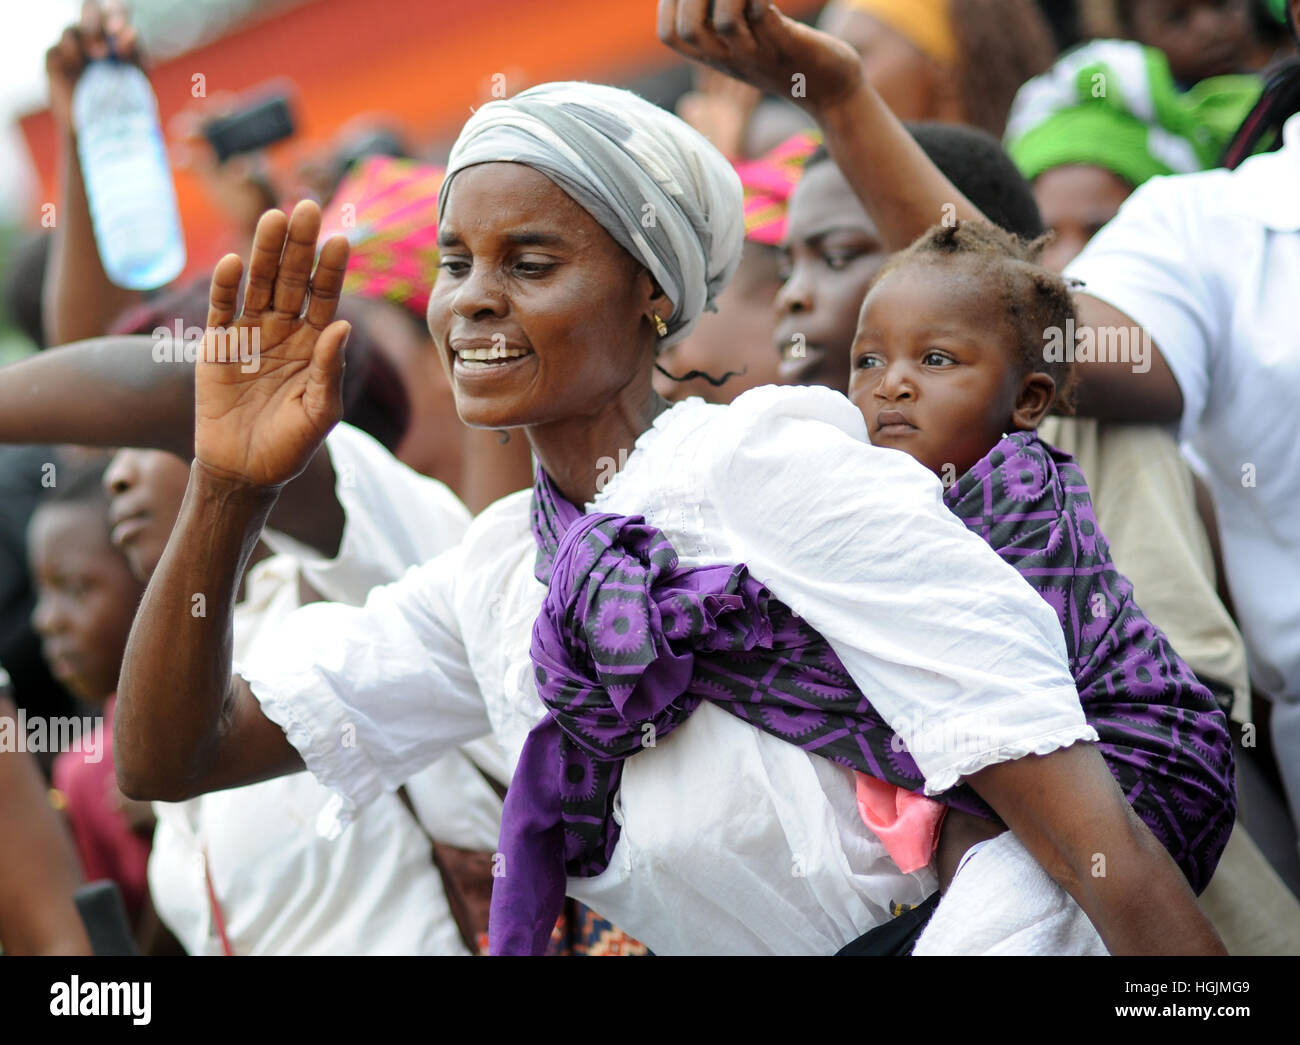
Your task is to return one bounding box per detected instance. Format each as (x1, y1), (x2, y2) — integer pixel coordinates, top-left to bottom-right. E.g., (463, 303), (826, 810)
(1223, 53), (1300, 167)
(875, 220), (1079, 413)
(950, 0), (1059, 137)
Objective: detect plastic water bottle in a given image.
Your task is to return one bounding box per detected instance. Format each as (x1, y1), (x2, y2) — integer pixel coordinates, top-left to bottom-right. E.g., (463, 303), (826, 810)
(72, 59), (186, 290)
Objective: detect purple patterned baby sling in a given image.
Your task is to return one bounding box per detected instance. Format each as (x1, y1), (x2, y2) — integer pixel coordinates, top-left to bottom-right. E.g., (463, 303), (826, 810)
(489, 434), (1235, 954)
(942, 432), (1235, 884)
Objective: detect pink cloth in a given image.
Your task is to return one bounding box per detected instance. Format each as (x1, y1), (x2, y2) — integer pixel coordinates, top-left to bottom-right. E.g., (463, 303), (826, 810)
(733, 130), (820, 245)
(854, 773), (947, 874)
(318, 156), (446, 319)
(52, 696), (151, 921)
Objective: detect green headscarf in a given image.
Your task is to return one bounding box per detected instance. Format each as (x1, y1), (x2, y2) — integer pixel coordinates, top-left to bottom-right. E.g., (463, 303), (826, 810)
(1005, 40), (1262, 188)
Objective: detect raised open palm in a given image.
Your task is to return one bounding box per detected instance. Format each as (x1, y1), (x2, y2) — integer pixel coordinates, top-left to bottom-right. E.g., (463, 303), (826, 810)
(195, 200), (351, 488)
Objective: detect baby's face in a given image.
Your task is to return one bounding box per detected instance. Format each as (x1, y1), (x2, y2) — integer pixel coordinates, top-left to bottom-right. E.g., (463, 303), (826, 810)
(848, 260), (1023, 482)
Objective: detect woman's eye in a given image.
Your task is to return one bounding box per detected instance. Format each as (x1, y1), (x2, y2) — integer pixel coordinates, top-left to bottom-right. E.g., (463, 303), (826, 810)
(823, 253), (859, 272)
(513, 261), (554, 277)
(438, 258), (470, 276)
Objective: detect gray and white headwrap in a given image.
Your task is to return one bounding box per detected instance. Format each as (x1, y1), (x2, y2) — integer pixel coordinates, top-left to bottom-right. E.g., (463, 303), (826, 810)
(438, 82), (744, 347)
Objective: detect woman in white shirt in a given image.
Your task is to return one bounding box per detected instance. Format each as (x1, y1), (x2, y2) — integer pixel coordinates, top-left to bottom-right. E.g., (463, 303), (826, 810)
(110, 74), (1221, 955)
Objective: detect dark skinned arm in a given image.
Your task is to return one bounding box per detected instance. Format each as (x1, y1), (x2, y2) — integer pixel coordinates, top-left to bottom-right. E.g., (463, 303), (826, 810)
(0, 336), (344, 556)
(0, 695), (93, 955)
(1070, 295), (1185, 423)
(964, 742), (1225, 955)
(115, 465), (305, 800)
(658, 1), (1188, 425)
(117, 202), (349, 801)
(42, 3), (145, 346)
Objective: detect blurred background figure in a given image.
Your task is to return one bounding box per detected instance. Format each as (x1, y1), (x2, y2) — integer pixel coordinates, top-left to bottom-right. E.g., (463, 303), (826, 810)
(1081, 0), (1278, 83)
(27, 464), (152, 940)
(816, 0), (1058, 135)
(1005, 37), (1262, 270)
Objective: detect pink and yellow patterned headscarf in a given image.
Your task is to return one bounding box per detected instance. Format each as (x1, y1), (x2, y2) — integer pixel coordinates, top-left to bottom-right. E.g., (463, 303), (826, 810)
(319, 156), (445, 318)
(733, 130), (820, 245)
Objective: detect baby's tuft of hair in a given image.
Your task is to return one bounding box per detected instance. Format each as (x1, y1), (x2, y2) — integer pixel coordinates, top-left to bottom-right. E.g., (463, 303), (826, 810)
(877, 220), (1078, 414)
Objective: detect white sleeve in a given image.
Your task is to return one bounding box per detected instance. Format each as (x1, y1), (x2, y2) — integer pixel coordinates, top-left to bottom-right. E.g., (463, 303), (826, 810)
(238, 541), (491, 834)
(261, 422), (472, 605)
(708, 387), (1094, 795)
(1064, 174), (1230, 441)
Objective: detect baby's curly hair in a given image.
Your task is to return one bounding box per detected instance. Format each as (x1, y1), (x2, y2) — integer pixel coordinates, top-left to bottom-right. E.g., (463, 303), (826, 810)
(875, 220), (1079, 415)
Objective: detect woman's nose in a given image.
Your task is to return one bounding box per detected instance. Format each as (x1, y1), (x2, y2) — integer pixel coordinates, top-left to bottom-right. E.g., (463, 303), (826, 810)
(773, 266), (811, 318)
(450, 263), (508, 319)
(103, 450), (138, 496)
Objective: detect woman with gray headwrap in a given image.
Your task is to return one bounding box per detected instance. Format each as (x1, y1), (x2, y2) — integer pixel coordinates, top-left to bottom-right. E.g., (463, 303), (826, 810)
(111, 77), (1221, 955)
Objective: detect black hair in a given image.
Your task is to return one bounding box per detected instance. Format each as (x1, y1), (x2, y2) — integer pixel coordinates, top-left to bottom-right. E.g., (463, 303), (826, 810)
(907, 123), (1047, 238)
(332, 299), (411, 453)
(876, 220), (1079, 413)
(1223, 54), (1300, 167)
(1253, 0), (1293, 47)
(804, 124), (1046, 239)
(653, 359), (746, 387)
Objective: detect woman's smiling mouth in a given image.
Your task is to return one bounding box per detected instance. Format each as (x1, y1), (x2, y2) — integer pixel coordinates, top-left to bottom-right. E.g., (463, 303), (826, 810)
(451, 339), (535, 373)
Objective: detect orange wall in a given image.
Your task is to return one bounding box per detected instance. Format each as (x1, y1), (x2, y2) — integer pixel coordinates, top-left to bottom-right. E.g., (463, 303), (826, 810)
(18, 0), (823, 275)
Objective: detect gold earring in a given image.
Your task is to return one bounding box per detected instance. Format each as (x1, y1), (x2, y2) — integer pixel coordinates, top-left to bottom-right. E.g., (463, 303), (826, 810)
(652, 312), (668, 338)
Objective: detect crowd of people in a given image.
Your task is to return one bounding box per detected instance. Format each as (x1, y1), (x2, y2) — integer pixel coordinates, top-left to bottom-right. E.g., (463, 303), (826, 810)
(1, 0), (1298, 956)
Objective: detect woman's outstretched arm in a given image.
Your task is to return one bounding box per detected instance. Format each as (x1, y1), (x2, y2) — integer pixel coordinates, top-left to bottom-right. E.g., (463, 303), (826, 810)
(0, 336), (192, 456)
(116, 202), (349, 800)
(966, 743), (1226, 955)
(0, 337), (345, 556)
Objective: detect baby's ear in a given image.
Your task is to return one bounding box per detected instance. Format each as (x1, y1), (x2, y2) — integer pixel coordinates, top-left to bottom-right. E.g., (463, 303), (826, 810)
(1011, 372), (1056, 430)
